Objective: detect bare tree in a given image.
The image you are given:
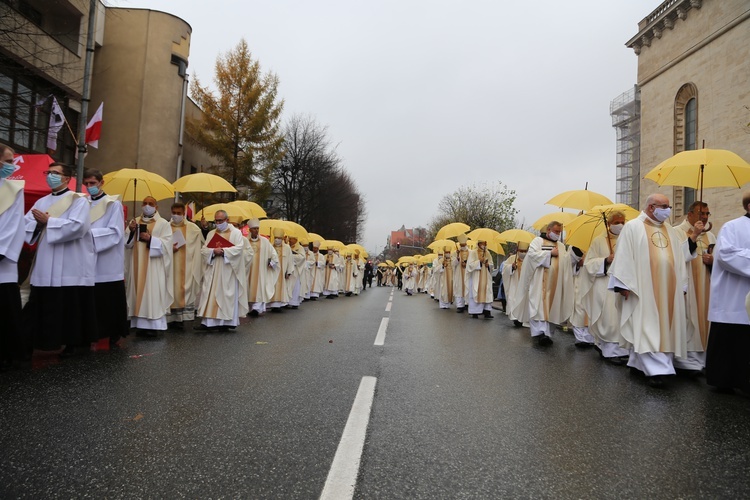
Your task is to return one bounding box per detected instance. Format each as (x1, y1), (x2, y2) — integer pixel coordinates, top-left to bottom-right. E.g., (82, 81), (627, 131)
(272, 114), (366, 242)
(427, 181), (519, 239)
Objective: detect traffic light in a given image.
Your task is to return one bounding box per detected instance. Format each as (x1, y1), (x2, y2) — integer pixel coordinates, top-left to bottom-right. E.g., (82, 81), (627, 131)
(397, 241), (400, 249)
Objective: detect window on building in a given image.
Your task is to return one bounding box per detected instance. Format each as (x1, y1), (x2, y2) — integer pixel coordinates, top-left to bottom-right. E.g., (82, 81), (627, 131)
(674, 83), (698, 216)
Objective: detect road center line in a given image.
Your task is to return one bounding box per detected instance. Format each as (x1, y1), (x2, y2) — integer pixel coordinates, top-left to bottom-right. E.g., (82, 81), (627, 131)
(320, 376), (377, 500)
(374, 317), (388, 346)
(385, 302), (392, 312)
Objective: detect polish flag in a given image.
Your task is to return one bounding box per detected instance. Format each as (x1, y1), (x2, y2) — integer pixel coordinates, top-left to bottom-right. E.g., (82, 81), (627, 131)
(85, 102), (103, 148)
(186, 201), (196, 221)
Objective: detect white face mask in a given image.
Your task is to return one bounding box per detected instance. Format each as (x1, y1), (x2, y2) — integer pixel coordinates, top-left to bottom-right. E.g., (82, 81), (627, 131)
(142, 205), (156, 217)
(609, 223), (624, 235)
(547, 232), (560, 242)
(653, 207), (671, 222)
(518, 252), (526, 261)
(171, 215), (183, 225)
(274, 238), (282, 246)
(216, 221), (229, 232)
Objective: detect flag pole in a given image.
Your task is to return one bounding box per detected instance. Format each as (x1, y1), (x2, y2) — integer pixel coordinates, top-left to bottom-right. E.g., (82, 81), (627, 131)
(74, 0), (98, 192)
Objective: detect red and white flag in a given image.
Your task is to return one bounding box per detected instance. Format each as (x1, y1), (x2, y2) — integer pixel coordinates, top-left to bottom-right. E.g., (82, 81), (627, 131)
(85, 102), (103, 148)
(186, 201), (196, 221)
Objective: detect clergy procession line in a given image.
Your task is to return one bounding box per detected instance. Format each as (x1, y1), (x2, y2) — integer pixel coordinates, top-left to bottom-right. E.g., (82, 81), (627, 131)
(0, 146), (376, 371)
(391, 192), (750, 394)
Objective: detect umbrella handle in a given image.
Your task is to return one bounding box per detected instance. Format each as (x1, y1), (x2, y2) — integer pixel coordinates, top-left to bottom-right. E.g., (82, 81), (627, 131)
(705, 221), (712, 232)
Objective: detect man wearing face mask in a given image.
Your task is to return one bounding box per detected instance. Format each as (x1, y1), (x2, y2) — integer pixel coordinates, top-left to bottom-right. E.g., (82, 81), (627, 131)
(673, 201), (716, 373)
(307, 241), (326, 299)
(608, 193), (701, 388)
(517, 221), (577, 344)
(197, 210), (251, 330)
(246, 218), (279, 316)
(581, 211), (630, 364)
(287, 235), (307, 308)
(0, 144), (25, 369)
(166, 202), (204, 330)
(466, 238), (495, 318)
(454, 234), (470, 312)
(268, 227), (293, 311)
(436, 245), (455, 309)
(125, 196), (173, 337)
(82, 168), (128, 348)
(504, 241), (529, 328)
(24, 162), (97, 355)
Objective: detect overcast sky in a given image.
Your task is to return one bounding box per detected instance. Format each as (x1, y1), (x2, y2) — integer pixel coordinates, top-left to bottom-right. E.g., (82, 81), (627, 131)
(111, 0), (659, 253)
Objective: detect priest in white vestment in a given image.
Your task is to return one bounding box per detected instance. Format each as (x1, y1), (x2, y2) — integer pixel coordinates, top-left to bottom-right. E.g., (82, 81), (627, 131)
(403, 263), (417, 295)
(502, 242), (528, 327)
(307, 241), (325, 299)
(466, 239), (495, 319)
(673, 201), (716, 372)
(246, 219), (279, 315)
(125, 197), (174, 336)
(705, 192), (750, 394)
(432, 249), (444, 303)
(167, 202), (205, 328)
(436, 246), (455, 309)
(268, 228), (294, 311)
(608, 193), (701, 387)
(580, 211), (630, 363)
(323, 246), (341, 298)
(352, 250), (364, 295)
(24, 162), (97, 353)
(343, 251), (360, 296)
(516, 221), (577, 345)
(288, 236), (307, 307)
(569, 247), (595, 347)
(83, 169), (128, 347)
(0, 144), (25, 367)
(454, 234), (470, 312)
(197, 210), (251, 330)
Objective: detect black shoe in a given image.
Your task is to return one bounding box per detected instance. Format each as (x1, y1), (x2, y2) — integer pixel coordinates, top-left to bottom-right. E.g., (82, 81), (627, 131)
(194, 324), (208, 331)
(325, 295), (335, 299)
(270, 308), (282, 313)
(712, 386), (736, 395)
(483, 311), (494, 319)
(605, 356), (627, 366)
(574, 341), (594, 348)
(143, 330), (158, 338)
(537, 335), (553, 346)
(471, 314), (479, 319)
(675, 368), (701, 378)
(248, 310), (260, 317)
(646, 375), (665, 388)
(513, 320), (523, 327)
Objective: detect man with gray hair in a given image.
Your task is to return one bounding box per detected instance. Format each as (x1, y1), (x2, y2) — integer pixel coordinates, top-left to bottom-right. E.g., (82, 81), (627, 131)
(516, 220), (578, 344)
(197, 210), (251, 330)
(246, 218), (279, 316)
(608, 193), (702, 388)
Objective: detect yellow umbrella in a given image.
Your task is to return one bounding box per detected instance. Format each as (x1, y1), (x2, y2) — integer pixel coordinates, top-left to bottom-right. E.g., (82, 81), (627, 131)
(103, 168), (175, 216)
(498, 229), (536, 245)
(284, 221), (310, 242)
(427, 239), (457, 252)
(644, 148), (750, 201)
(397, 256), (416, 264)
(531, 212), (577, 231)
(377, 262), (388, 268)
(259, 219), (294, 238)
(308, 232), (325, 244)
(385, 260), (395, 266)
(466, 228), (506, 255)
(419, 253), (437, 264)
(345, 243), (368, 258)
(545, 188), (613, 211)
(435, 222), (470, 240)
(172, 172), (236, 194)
(228, 200), (267, 220)
(195, 203), (248, 222)
(321, 239), (345, 250)
(565, 203), (640, 252)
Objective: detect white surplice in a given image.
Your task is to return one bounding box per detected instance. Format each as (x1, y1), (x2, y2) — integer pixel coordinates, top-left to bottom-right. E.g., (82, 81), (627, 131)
(0, 180), (25, 284)
(89, 194), (125, 283)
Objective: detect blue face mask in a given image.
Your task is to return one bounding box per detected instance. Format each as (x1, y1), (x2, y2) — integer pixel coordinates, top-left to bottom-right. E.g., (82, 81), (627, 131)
(46, 173), (64, 189)
(87, 185), (100, 197)
(0, 163), (15, 179)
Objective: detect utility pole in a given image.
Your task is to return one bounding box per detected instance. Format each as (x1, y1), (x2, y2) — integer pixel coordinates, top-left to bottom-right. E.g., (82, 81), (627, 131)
(74, 0), (98, 191)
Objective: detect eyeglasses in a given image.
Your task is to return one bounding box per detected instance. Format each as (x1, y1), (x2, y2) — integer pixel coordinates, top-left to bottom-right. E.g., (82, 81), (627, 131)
(694, 211), (711, 216)
(42, 170), (65, 176)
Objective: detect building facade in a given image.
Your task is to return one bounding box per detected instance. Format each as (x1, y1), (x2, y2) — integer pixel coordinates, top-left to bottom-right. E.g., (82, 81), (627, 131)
(627, 0), (750, 230)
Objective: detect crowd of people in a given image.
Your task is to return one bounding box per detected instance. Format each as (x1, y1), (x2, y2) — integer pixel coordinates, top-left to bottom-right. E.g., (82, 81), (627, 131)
(0, 146), (375, 370)
(396, 192), (750, 394)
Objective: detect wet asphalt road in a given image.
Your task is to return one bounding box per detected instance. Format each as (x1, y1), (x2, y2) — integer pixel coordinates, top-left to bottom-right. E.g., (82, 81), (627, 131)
(1, 285), (749, 499)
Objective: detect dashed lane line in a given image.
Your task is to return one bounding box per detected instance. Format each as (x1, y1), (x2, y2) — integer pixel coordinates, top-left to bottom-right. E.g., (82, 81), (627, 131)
(385, 302), (392, 312)
(320, 376), (377, 500)
(374, 317), (389, 346)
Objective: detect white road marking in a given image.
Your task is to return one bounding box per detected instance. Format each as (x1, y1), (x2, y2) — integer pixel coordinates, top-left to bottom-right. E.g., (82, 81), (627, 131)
(320, 376), (377, 500)
(374, 317), (389, 346)
(385, 302), (392, 312)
